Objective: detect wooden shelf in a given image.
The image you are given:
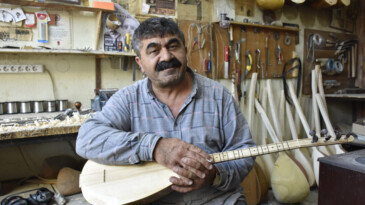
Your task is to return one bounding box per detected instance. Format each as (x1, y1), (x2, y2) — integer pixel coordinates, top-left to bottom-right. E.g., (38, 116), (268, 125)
(325, 94), (365, 100)
(212, 21), (300, 32)
(0, 0), (113, 13)
(0, 48), (136, 57)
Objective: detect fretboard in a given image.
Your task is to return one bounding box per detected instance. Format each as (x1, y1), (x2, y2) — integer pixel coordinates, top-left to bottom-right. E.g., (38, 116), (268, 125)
(209, 135), (353, 164)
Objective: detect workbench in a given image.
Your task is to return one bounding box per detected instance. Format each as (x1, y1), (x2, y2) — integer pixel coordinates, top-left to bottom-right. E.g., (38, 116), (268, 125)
(0, 112), (88, 147)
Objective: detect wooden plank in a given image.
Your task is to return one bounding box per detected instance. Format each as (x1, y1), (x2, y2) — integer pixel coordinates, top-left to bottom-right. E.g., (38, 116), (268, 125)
(0, 125), (80, 141)
(212, 21), (300, 32)
(0, 49), (136, 56)
(94, 11), (102, 50)
(0, 0), (113, 13)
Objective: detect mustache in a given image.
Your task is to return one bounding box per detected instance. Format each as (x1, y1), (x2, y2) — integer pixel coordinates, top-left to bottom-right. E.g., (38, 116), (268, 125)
(155, 58), (182, 72)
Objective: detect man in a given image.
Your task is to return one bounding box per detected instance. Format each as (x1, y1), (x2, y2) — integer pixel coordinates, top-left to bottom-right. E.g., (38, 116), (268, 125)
(76, 17), (255, 204)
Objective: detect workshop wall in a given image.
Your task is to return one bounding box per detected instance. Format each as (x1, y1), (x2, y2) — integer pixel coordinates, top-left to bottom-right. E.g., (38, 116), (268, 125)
(0, 0), (358, 182)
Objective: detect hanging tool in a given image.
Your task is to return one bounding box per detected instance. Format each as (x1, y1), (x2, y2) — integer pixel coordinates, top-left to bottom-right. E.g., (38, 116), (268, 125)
(256, 49), (261, 73)
(256, 49), (261, 103)
(228, 25), (235, 79)
(208, 52), (211, 73)
(276, 45), (283, 64)
(284, 33), (292, 46)
(274, 32), (283, 64)
(243, 50), (252, 104)
(282, 57), (302, 106)
(235, 41), (242, 103)
(124, 33), (131, 52)
(203, 58), (209, 77)
(265, 35), (269, 77)
(224, 45), (229, 79)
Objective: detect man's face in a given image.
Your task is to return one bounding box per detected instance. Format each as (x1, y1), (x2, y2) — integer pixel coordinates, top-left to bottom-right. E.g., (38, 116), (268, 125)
(135, 35), (188, 88)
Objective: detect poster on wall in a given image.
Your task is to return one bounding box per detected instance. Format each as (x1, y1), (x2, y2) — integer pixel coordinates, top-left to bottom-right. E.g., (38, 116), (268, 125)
(146, 0), (175, 16)
(48, 10), (72, 49)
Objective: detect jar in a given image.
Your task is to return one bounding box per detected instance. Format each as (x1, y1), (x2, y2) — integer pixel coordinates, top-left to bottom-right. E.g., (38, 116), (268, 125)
(20, 101), (32, 113)
(34, 101), (44, 113)
(57, 99), (68, 111)
(46, 100), (56, 112)
(7, 102), (18, 114)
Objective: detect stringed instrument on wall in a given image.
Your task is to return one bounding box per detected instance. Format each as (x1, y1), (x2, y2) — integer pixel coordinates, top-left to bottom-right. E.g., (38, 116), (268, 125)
(79, 135), (355, 205)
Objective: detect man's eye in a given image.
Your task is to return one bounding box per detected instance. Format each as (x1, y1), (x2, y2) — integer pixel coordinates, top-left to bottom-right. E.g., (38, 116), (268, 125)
(169, 45), (178, 50)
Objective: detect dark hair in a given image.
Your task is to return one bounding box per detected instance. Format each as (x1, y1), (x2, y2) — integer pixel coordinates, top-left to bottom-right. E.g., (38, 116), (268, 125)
(132, 17), (185, 58)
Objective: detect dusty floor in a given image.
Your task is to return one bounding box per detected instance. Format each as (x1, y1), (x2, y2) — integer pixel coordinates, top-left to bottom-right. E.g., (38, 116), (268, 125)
(0, 183), (318, 205)
(259, 188), (318, 205)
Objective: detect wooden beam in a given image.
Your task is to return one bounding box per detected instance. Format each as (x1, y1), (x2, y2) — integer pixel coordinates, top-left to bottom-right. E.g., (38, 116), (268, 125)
(96, 57), (101, 90)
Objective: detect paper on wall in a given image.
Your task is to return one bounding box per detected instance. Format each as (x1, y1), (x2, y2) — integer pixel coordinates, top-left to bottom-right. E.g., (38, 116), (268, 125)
(0, 8), (13, 22)
(141, 3), (150, 14)
(48, 10), (72, 49)
(25, 13), (36, 27)
(0, 7), (26, 22)
(0, 27), (32, 41)
(8, 8), (26, 22)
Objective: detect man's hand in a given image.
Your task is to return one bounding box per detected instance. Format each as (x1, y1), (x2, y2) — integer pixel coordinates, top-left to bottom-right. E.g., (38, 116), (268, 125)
(153, 138), (217, 193)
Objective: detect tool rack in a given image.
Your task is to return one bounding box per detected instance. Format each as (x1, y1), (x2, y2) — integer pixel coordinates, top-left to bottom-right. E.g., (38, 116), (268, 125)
(178, 20), (299, 80)
(303, 28), (358, 95)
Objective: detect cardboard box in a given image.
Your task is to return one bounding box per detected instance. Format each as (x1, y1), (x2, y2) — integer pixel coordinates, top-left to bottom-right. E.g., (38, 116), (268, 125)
(92, 1), (115, 11)
(352, 121), (365, 136)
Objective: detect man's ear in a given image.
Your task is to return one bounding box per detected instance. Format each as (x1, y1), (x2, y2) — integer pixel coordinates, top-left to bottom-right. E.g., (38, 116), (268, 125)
(135, 56), (144, 73)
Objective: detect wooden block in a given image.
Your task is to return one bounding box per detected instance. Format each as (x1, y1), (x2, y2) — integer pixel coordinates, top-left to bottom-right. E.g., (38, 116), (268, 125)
(318, 149), (365, 205)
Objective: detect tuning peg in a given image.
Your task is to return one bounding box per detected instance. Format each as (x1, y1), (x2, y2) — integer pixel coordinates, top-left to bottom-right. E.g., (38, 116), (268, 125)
(309, 130), (318, 143)
(346, 132), (357, 139)
(320, 129), (328, 137)
(321, 129), (331, 141)
(335, 130), (341, 141)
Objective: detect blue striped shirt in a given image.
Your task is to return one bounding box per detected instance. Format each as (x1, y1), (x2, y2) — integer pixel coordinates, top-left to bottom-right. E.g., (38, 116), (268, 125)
(76, 69), (255, 204)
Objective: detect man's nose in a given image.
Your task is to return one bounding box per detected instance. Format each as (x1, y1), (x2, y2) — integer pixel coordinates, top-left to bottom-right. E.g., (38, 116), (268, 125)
(160, 47), (173, 62)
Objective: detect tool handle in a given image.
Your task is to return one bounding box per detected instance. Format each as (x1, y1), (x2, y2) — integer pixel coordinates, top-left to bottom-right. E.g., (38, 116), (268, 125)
(224, 46), (229, 62)
(246, 52), (252, 71)
(203, 58), (209, 73)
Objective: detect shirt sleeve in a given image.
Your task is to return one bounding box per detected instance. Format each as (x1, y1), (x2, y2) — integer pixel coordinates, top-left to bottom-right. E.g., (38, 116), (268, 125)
(75, 89), (162, 165)
(212, 93), (256, 191)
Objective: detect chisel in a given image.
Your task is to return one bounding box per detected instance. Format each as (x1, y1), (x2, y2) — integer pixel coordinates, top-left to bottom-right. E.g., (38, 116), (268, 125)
(265, 35), (269, 77)
(224, 45), (229, 79)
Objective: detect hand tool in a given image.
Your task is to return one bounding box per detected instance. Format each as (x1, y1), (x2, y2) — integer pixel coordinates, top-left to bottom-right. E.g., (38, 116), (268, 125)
(228, 25), (235, 79)
(276, 45), (283, 65)
(235, 41), (242, 102)
(274, 32), (283, 64)
(203, 58), (209, 77)
(224, 45), (229, 79)
(265, 35), (269, 77)
(255, 49), (261, 103)
(243, 50), (252, 104)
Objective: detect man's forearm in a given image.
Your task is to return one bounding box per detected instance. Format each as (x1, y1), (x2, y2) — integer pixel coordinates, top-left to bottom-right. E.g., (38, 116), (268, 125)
(76, 118), (160, 165)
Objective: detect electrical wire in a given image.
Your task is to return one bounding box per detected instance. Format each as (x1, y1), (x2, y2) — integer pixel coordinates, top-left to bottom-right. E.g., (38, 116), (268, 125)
(44, 68), (56, 100)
